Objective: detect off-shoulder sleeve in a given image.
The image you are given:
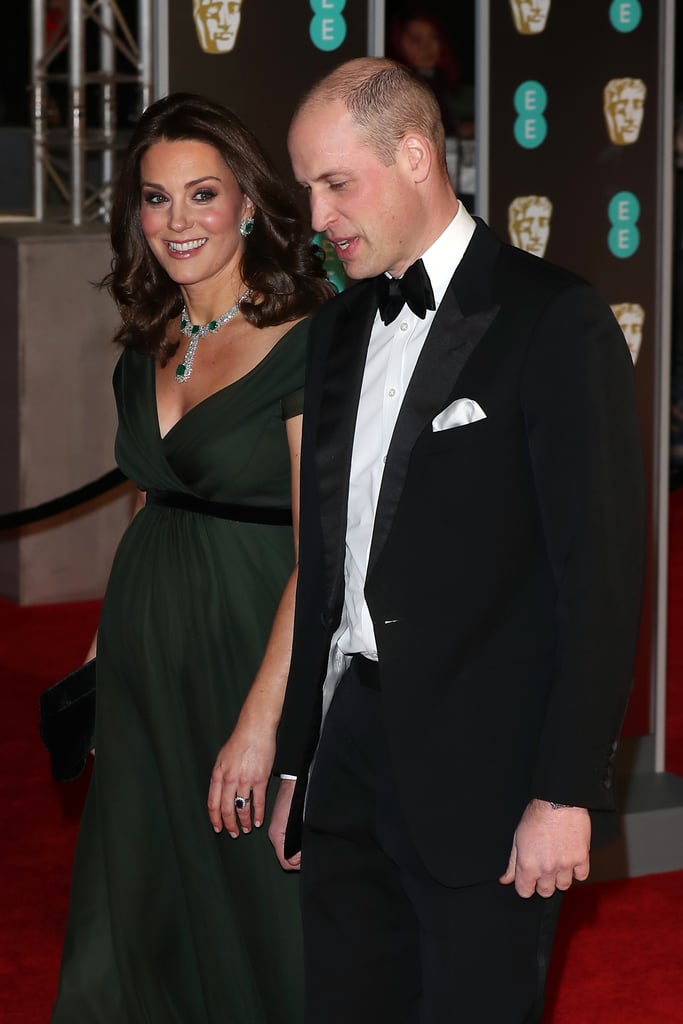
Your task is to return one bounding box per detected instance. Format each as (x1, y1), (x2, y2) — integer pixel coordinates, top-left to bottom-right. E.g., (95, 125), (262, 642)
(277, 317), (310, 419)
(281, 386), (305, 420)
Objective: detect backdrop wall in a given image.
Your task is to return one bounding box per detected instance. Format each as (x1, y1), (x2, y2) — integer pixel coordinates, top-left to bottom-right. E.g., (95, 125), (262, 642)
(156, 0), (381, 179)
(479, 0), (674, 748)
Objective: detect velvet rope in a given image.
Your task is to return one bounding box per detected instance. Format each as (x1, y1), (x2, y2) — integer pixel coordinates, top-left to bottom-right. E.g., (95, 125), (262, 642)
(0, 469), (127, 530)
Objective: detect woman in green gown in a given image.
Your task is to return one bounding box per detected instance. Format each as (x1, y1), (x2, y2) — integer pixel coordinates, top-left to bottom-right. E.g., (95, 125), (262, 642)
(51, 93), (333, 1023)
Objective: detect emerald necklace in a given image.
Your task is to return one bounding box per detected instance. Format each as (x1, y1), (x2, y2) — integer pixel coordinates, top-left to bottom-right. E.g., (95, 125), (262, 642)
(175, 288), (252, 383)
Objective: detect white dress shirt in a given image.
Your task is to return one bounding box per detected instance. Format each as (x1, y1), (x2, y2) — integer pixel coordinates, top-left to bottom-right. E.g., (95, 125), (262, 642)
(282, 205), (478, 773)
(336, 204), (477, 661)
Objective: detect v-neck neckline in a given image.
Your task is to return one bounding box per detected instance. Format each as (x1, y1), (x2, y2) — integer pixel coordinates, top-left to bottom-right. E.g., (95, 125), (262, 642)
(154, 321), (297, 441)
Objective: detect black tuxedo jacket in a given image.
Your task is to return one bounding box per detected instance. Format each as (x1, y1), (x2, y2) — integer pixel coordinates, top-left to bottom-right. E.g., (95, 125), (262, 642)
(275, 220), (645, 886)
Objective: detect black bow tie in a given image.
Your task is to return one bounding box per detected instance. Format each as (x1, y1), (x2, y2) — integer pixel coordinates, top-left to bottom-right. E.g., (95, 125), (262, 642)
(377, 258), (436, 325)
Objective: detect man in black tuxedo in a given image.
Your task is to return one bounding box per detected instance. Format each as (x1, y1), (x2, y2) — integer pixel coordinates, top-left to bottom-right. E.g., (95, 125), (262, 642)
(269, 57), (645, 1023)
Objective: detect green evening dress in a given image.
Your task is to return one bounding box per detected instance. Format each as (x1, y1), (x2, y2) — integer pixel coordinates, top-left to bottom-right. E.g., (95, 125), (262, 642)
(51, 319), (309, 1023)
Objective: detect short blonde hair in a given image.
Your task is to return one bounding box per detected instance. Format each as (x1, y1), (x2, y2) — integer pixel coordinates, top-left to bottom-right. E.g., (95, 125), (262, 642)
(297, 57), (446, 169)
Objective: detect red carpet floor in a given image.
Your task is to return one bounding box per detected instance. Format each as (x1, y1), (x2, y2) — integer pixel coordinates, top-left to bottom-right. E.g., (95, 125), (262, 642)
(2, 493), (683, 1022)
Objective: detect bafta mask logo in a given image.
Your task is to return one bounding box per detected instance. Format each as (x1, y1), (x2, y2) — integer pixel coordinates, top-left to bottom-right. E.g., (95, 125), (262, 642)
(508, 195), (553, 258)
(611, 303), (645, 364)
(193, 0), (243, 54)
(508, 0), (551, 35)
(603, 78), (646, 145)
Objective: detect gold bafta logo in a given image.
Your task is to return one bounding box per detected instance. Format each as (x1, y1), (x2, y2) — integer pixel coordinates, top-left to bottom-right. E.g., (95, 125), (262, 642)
(611, 303), (645, 365)
(603, 78), (646, 145)
(193, 0), (243, 54)
(508, 0), (551, 35)
(508, 196), (553, 258)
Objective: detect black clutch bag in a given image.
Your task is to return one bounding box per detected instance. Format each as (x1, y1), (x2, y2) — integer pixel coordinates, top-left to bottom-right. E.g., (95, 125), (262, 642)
(39, 658), (96, 781)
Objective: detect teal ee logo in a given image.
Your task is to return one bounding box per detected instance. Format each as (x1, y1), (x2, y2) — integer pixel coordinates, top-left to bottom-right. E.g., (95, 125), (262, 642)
(609, 0), (642, 32)
(513, 81), (548, 149)
(608, 192), (640, 258)
(313, 232), (346, 294)
(310, 0), (347, 52)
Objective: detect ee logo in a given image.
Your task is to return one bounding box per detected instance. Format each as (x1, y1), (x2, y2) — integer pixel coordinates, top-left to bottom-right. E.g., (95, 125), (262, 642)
(609, 1), (642, 32)
(513, 81), (547, 149)
(608, 191), (640, 258)
(310, 0), (346, 52)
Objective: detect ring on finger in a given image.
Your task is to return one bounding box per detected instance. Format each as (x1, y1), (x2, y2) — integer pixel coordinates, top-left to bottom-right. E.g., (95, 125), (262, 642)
(234, 794), (251, 810)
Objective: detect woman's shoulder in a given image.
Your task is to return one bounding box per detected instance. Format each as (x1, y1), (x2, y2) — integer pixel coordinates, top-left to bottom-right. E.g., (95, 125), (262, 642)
(112, 344), (154, 393)
(267, 316), (312, 364)
(279, 316), (312, 345)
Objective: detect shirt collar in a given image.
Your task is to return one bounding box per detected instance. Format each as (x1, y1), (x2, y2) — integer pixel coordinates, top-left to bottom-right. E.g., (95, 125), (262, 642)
(421, 203), (476, 307)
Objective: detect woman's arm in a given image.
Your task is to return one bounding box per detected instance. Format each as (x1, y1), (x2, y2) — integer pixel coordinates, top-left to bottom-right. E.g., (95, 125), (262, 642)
(207, 414), (302, 838)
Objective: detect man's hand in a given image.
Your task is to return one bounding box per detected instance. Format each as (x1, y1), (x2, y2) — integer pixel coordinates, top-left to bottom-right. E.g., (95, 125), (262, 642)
(268, 778), (301, 871)
(499, 798), (591, 898)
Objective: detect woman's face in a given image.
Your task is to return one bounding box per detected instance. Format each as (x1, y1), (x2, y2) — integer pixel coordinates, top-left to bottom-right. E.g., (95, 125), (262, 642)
(138, 138), (252, 292)
(399, 18), (441, 73)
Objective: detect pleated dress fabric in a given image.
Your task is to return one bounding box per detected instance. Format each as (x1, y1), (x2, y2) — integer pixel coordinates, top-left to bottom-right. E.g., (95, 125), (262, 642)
(51, 319), (309, 1023)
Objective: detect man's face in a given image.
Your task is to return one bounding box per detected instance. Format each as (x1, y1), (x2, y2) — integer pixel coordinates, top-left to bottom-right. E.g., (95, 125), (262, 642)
(606, 82), (645, 144)
(509, 199), (551, 257)
(194, 0), (242, 54)
(288, 100), (420, 281)
(509, 0), (551, 34)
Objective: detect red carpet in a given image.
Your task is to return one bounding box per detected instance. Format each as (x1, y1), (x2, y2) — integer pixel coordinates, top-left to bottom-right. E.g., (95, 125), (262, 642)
(2, 492), (683, 1022)
(0, 600), (98, 1023)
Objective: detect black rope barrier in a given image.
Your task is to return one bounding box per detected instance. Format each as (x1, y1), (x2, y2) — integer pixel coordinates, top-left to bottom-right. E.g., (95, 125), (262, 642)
(0, 469), (127, 530)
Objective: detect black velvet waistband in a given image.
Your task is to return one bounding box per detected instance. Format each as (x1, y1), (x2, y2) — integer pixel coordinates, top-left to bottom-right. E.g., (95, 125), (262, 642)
(145, 489), (293, 526)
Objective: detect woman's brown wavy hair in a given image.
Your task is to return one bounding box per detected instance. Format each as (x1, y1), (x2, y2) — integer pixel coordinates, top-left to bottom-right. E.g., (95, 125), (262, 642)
(103, 92), (333, 361)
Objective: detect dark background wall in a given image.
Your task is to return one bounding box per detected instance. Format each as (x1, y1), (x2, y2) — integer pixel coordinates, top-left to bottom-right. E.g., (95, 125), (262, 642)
(385, 0), (475, 82)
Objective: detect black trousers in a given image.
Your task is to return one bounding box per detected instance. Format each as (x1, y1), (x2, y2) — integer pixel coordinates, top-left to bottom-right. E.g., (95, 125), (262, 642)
(301, 657), (563, 1024)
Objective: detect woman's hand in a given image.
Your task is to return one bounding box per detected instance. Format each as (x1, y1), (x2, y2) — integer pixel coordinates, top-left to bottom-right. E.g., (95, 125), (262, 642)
(207, 722), (276, 837)
(207, 417), (302, 840)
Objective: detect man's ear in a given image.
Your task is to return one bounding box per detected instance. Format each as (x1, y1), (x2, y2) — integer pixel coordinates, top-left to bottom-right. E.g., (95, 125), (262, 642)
(401, 134), (432, 183)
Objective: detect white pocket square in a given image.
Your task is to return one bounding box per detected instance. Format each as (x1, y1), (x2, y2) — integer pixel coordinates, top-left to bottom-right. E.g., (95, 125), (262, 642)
(431, 398), (487, 432)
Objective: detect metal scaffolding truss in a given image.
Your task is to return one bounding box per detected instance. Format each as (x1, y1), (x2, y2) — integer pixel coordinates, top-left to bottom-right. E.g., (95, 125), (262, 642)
(31, 0), (153, 224)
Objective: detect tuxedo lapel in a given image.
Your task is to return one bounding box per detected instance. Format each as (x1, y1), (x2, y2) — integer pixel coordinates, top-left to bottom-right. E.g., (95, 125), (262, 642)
(315, 282), (377, 614)
(367, 221), (501, 577)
